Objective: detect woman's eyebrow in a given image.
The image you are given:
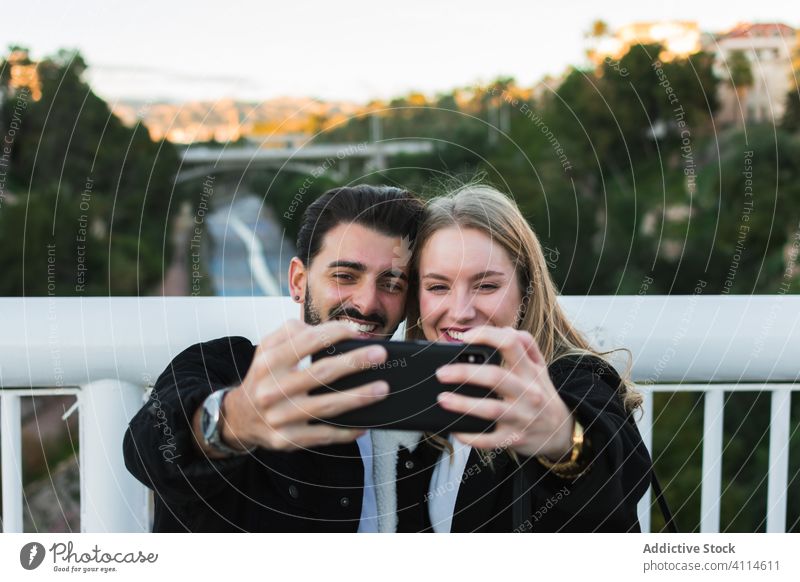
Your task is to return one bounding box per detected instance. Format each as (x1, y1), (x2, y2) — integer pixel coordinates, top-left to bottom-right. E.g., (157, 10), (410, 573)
(422, 270), (507, 281)
(421, 272), (450, 281)
(472, 270), (506, 280)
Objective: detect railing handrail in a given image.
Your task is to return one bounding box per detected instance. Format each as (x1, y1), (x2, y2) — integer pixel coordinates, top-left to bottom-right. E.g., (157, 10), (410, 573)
(2, 295), (798, 388)
(1, 295), (797, 533)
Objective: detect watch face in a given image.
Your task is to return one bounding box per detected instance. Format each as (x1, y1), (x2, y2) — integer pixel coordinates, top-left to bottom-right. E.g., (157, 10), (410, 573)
(201, 398), (216, 441)
(201, 408), (210, 434)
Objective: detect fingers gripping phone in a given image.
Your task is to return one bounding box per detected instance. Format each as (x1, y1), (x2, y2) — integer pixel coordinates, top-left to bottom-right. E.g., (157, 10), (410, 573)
(310, 340), (502, 433)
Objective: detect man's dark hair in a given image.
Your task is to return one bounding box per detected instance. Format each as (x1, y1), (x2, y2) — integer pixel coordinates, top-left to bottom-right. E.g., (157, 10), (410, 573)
(296, 185), (425, 266)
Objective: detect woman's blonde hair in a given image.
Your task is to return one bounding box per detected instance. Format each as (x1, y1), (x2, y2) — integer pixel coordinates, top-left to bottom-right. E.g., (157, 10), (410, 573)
(407, 183), (641, 456)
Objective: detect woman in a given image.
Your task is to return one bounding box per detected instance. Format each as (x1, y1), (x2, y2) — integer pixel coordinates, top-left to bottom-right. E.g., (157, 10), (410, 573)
(404, 183), (652, 532)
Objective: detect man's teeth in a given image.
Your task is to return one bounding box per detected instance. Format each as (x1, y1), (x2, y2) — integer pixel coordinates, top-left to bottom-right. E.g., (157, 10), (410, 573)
(445, 330), (465, 341)
(340, 319), (376, 333)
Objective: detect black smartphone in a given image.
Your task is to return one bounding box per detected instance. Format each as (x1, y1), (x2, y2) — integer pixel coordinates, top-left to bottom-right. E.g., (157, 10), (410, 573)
(310, 339), (502, 433)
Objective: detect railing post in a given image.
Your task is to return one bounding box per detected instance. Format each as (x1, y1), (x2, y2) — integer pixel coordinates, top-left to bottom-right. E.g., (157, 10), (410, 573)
(1, 391), (23, 532)
(636, 388), (653, 533)
(766, 388), (792, 533)
(79, 380), (148, 532)
(700, 390), (724, 533)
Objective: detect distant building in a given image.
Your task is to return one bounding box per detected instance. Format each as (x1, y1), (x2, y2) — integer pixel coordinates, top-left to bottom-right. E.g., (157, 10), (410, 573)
(590, 21), (702, 63)
(706, 22), (797, 124)
(590, 20), (798, 126)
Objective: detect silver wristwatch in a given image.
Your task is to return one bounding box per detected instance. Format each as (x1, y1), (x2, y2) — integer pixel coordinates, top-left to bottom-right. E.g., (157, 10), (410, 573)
(200, 388), (254, 456)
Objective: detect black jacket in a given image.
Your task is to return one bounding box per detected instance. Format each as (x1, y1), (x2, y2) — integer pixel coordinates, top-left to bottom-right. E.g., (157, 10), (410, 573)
(123, 336), (652, 532)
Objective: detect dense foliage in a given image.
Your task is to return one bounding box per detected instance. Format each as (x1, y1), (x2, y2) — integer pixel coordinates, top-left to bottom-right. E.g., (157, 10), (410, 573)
(0, 48), (190, 295)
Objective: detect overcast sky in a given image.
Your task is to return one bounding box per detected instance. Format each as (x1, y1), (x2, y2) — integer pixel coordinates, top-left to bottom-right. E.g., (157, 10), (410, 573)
(4, 0), (797, 103)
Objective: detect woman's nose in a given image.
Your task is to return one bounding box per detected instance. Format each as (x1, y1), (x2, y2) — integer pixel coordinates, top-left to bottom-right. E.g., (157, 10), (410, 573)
(449, 290), (476, 322)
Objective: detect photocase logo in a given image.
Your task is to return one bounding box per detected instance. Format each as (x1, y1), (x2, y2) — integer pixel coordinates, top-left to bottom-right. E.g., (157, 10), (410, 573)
(19, 542), (46, 570)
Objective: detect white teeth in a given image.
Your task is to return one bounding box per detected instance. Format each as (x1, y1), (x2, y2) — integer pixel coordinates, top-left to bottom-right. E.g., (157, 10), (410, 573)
(340, 318), (376, 333)
(446, 330), (465, 341)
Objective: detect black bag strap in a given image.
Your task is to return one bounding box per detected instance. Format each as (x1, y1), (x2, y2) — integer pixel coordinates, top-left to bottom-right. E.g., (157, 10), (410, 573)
(623, 406), (678, 533)
(651, 469), (678, 533)
(626, 412), (679, 533)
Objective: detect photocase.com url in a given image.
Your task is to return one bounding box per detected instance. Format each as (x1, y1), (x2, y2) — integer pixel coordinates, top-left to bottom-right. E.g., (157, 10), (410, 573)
(643, 560), (780, 574)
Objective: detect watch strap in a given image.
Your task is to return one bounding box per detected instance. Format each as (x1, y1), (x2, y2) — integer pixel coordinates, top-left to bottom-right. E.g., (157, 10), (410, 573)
(202, 388), (255, 456)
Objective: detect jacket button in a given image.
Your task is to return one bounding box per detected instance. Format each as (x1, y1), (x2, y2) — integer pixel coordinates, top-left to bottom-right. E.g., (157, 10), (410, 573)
(339, 496), (350, 507)
(404, 460), (414, 470)
(288, 485), (299, 499)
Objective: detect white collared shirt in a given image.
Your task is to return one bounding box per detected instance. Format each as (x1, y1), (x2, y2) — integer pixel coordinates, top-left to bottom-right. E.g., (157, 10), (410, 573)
(357, 432), (472, 533)
(427, 435), (472, 533)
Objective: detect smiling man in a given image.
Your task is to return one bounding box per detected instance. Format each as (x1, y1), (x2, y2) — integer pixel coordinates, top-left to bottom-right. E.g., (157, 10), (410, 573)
(292, 221), (408, 338)
(123, 185), (424, 532)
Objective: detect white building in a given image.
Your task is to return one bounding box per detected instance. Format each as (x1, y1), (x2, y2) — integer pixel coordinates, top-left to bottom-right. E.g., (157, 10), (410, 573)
(708, 23), (797, 124)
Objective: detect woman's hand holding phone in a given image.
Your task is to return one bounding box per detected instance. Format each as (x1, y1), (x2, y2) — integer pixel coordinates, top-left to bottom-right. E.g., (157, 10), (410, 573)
(435, 326), (575, 459)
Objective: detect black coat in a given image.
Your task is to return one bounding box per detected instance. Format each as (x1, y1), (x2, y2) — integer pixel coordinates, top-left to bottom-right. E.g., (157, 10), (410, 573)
(123, 336), (651, 532)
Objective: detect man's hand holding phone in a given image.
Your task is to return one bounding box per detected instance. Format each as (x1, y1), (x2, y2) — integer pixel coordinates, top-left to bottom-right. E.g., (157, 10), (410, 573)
(193, 319), (391, 457)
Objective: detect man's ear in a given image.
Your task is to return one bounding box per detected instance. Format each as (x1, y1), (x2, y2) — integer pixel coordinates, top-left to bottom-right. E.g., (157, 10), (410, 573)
(288, 257), (306, 302)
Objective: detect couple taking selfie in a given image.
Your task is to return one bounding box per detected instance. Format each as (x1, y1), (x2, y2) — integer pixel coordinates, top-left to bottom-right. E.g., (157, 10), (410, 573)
(123, 182), (653, 532)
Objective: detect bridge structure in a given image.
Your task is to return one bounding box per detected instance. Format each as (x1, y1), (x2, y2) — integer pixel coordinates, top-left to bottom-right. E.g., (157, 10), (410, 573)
(174, 127), (434, 296)
(176, 140), (435, 185)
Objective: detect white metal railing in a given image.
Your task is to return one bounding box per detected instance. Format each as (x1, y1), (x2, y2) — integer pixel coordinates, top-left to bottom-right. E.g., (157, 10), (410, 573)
(1, 296), (798, 532)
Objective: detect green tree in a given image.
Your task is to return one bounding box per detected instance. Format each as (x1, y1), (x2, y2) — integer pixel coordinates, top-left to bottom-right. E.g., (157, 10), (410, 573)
(727, 50), (754, 125)
(0, 48), (189, 295)
(727, 50), (754, 94)
(782, 40), (800, 132)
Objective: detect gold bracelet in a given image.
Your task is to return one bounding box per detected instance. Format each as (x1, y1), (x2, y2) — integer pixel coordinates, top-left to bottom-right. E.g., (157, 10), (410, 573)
(536, 418), (589, 479)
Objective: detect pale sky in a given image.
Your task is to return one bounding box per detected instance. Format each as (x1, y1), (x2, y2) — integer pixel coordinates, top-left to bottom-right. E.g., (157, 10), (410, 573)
(4, 0), (797, 103)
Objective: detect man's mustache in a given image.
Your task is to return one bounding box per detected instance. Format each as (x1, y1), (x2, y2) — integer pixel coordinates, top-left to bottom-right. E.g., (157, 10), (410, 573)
(328, 305), (386, 328)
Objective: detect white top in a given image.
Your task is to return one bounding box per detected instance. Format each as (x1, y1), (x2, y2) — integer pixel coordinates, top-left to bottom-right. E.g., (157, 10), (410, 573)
(427, 435), (472, 533)
(356, 430), (421, 532)
(356, 431), (470, 533)
(355, 432), (378, 533)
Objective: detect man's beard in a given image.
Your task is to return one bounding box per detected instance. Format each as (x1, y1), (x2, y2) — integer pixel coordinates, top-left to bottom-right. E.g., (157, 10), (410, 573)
(304, 286), (392, 336)
(303, 287), (324, 326)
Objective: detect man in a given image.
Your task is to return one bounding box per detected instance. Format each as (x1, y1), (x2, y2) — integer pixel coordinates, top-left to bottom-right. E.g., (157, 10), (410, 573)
(123, 184), (426, 531)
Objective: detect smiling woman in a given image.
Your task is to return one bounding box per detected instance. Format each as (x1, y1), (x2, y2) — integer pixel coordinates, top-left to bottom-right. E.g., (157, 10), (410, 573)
(404, 183), (653, 532)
